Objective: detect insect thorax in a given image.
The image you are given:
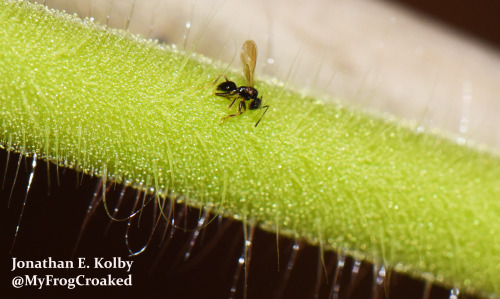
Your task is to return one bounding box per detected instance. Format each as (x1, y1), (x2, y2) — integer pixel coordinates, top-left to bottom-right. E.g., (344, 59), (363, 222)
(238, 86), (258, 99)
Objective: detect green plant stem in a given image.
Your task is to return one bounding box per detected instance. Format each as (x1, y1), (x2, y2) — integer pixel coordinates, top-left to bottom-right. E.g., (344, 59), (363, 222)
(1, 1), (500, 297)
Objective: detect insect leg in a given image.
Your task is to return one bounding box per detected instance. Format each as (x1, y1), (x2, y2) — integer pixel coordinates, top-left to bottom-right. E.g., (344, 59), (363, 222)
(237, 99), (247, 113)
(228, 97), (241, 109)
(219, 99), (247, 124)
(215, 90), (238, 98)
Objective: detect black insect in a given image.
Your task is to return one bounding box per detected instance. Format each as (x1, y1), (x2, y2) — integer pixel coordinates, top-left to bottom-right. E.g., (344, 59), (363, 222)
(215, 40), (269, 127)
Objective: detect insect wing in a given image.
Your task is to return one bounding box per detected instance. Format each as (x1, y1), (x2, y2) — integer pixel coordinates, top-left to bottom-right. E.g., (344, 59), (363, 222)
(240, 40), (257, 87)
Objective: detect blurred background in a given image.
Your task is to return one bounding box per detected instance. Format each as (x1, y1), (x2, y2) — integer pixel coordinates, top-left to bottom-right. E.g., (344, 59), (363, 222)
(31, 0), (500, 149)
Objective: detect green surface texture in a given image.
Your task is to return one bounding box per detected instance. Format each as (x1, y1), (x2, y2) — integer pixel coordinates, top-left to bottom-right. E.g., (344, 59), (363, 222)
(1, 1), (500, 297)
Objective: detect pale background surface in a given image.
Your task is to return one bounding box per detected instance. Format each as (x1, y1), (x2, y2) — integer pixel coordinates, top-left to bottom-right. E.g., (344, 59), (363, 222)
(33, 0), (500, 149)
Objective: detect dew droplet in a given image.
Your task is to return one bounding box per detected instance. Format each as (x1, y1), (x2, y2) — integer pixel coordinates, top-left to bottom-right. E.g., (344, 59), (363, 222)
(229, 224), (255, 299)
(105, 184), (128, 233)
(372, 264), (387, 299)
(184, 209), (209, 260)
(343, 258), (362, 299)
(330, 252), (346, 299)
(449, 287), (460, 299)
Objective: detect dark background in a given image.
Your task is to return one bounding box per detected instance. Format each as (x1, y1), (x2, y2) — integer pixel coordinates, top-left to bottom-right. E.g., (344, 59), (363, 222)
(390, 0), (500, 51)
(0, 151), (474, 299)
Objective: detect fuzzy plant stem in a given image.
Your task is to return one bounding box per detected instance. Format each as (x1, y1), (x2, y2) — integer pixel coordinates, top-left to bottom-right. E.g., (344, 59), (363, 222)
(1, 1), (500, 297)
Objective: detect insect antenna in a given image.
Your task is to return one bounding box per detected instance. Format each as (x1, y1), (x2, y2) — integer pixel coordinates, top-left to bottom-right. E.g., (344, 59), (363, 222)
(255, 103), (269, 127)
